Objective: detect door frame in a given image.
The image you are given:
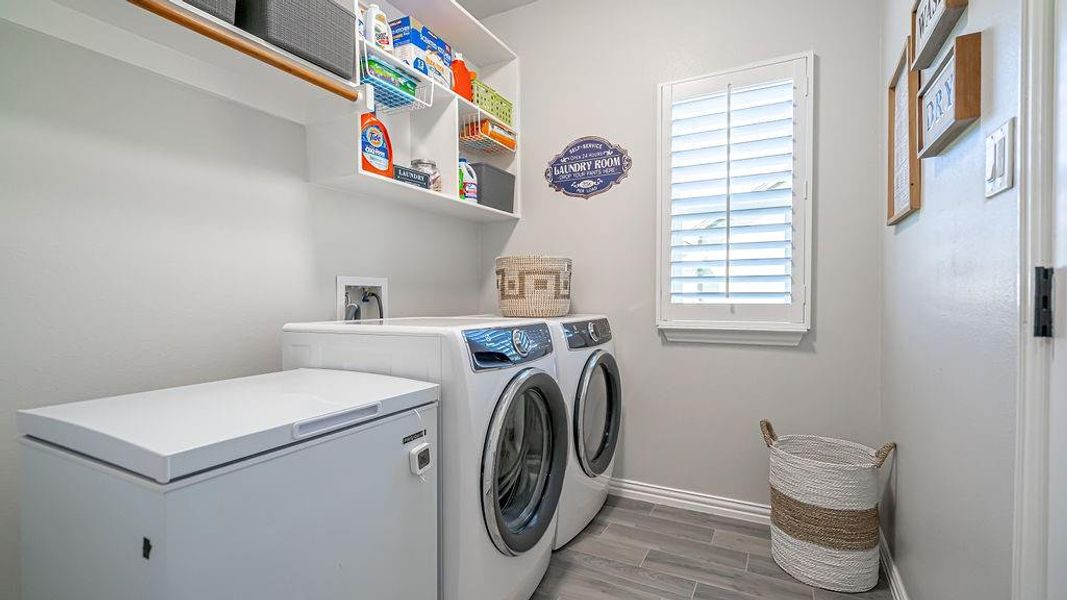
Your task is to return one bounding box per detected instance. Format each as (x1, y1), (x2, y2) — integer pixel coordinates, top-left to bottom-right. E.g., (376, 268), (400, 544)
(1012, 0), (1056, 598)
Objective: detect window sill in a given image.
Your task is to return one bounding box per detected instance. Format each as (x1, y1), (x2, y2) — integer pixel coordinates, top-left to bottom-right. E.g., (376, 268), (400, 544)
(657, 322), (808, 346)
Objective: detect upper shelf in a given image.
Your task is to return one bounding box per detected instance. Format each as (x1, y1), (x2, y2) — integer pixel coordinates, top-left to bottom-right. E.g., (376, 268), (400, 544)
(360, 40), (518, 137)
(1, 0), (361, 124)
(387, 0), (516, 67)
(2, 0), (518, 124)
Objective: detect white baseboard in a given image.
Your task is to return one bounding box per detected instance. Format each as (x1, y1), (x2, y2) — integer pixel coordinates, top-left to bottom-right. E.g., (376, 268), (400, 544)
(607, 477), (771, 525)
(879, 529), (910, 600)
(608, 478), (910, 599)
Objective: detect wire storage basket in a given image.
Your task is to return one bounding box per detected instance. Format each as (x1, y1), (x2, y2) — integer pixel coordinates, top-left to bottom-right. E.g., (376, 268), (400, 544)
(460, 113), (517, 155)
(358, 42), (432, 114)
(759, 420), (895, 593)
(495, 256), (572, 318)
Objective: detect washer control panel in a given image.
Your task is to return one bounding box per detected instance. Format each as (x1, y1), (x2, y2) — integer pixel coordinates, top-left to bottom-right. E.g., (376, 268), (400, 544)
(563, 318), (612, 349)
(464, 324), (553, 371)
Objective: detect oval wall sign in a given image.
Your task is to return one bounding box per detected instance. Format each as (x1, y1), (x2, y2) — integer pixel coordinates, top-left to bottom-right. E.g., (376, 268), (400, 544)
(544, 136), (632, 198)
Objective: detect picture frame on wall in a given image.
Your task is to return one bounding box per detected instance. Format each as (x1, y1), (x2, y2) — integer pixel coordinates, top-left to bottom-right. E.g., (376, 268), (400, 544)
(911, 0), (968, 70)
(917, 32), (982, 158)
(888, 39), (922, 226)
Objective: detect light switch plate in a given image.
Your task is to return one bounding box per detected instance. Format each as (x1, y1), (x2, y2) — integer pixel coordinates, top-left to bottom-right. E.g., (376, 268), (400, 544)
(985, 118), (1015, 198)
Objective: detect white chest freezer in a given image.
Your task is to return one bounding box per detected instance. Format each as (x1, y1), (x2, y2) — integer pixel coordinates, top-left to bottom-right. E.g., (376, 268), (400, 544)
(17, 368), (439, 600)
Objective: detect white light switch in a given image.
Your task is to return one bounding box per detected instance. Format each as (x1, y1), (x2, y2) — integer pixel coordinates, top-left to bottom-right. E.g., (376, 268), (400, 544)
(985, 118), (1015, 197)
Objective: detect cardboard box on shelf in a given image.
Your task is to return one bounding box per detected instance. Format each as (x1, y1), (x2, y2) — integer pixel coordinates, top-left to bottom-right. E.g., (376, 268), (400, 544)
(390, 16), (453, 88)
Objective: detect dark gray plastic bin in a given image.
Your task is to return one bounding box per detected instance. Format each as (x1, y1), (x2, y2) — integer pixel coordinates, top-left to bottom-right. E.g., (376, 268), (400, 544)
(472, 163), (515, 214)
(184, 0), (236, 23)
(236, 0), (355, 79)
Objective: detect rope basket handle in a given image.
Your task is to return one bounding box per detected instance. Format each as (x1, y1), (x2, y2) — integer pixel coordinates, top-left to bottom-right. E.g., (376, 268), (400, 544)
(874, 442), (897, 468)
(760, 420), (777, 447)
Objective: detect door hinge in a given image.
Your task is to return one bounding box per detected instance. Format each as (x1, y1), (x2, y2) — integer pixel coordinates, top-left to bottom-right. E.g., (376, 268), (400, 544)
(1034, 267), (1054, 338)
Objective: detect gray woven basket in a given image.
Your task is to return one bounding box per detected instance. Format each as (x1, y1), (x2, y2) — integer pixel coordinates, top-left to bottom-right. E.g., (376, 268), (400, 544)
(236, 0), (355, 79)
(495, 256), (572, 318)
(183, 0), (236, 23)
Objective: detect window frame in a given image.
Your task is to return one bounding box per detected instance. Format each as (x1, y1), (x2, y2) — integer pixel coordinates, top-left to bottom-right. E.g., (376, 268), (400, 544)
(656, 52), (815, 346)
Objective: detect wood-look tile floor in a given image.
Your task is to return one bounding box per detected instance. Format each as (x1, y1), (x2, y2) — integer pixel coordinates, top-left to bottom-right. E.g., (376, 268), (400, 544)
(533, 496), (892, 600)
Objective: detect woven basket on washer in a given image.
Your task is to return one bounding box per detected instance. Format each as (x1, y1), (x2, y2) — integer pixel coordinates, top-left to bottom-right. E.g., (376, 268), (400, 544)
(495, 256), (572, 317)
(760, 420), (895, 593)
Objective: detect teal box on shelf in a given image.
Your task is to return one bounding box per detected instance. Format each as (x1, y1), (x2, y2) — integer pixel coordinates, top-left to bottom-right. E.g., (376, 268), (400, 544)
(390, 16), (453, 88)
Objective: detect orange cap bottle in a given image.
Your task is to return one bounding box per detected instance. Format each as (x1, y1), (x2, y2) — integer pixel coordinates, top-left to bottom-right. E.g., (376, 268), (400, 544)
(451, 52), (473, 101)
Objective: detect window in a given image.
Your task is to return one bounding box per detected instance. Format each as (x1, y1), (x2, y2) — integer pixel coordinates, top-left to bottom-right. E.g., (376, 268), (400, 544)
(657, 54), (813, 346)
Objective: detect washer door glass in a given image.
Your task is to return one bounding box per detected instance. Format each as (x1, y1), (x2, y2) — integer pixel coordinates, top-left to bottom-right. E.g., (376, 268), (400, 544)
(496, 388), (551, 530)
(483, 369), (567, 556)
(575, 351), (622, 477)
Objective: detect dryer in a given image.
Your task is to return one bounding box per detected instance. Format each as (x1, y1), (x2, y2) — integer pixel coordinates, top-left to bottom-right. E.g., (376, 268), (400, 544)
(281, 317), (568, 600)
(547, 315), (622, 550)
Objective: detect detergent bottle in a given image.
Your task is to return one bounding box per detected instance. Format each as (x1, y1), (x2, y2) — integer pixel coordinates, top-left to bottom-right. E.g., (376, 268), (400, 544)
(451, 52), (473, 101)
(365, 4), (393, 53)
(458, 158), (478, 201)
(361, 112), (393, 178)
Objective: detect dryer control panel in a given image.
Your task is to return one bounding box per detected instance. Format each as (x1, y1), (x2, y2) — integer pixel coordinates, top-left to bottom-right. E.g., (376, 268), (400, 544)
(563, 318), (612, 349)
(464, 324), (553, 371)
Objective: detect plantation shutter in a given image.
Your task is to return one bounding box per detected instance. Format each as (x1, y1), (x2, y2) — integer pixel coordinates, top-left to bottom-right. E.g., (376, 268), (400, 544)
(658, 55), (811, 342)
(670, 75), (797, 305)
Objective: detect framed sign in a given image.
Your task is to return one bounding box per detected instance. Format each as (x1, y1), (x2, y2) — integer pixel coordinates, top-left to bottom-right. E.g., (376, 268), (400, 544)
(911, 0), (968, 70)
(917, 32), (981, 158)
(545, 136), (632, 198)
(888, 40), (922, 225)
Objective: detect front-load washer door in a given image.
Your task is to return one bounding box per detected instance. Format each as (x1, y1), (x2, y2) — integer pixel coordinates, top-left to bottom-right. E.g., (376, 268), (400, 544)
(482, 368), (567, 556)
(574, 350), (622, 477)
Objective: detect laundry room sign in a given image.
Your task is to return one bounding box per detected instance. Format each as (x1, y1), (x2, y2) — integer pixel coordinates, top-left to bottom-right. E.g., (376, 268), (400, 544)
(545, 136), (632, 198)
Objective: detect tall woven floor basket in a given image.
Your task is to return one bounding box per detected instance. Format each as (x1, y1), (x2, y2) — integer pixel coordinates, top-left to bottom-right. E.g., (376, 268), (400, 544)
(760, 420), (895, 593)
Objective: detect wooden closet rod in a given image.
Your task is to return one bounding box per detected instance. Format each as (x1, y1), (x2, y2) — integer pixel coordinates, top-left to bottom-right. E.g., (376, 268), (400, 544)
(127, 0), (361, 102)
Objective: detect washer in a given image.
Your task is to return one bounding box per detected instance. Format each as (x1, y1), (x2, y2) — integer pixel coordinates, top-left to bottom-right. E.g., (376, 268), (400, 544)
(281, 317), (568, 600)
(547, 315), (622, 550)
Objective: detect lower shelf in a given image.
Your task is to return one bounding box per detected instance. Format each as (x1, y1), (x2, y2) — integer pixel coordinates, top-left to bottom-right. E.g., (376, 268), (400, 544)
(314, 170), (518, 223)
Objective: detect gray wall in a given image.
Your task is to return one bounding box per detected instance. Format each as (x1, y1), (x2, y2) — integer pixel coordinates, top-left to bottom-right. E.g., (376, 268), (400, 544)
(482, 0), (885, 505)
(878, 1), (1020, 599)
(0, 23), (485, 598)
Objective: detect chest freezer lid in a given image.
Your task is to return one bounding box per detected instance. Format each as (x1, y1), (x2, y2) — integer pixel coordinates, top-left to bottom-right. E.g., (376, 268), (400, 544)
(17, 369), (438, 483)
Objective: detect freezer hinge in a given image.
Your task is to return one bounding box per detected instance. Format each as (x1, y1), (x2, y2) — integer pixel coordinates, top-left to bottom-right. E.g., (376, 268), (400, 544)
(1034, 267), (1054, 338)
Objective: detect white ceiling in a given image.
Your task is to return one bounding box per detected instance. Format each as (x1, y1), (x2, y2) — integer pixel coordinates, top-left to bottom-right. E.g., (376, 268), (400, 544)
(456, 0), (540, 19)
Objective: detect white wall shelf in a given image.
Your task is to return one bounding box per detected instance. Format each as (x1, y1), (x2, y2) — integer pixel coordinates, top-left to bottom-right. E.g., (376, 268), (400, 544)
(308, 1), (522, 222)
(315, 169), (518, 222)
(2, 0), (521, 224)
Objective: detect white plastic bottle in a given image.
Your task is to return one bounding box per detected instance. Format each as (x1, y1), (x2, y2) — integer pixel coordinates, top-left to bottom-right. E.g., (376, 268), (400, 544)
(364, 4), (393, 53)
(354, 2), (365, 40)
(459, 158), (478, 202)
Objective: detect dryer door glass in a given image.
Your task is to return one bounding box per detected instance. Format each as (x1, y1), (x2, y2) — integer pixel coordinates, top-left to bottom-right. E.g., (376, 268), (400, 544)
(575, 351), (622, 477)
(483, 368), (567, 556)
